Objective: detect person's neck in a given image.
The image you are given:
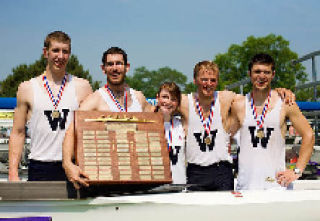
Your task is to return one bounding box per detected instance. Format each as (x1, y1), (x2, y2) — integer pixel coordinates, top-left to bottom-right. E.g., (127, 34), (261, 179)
(45, 67), (66, 84)
(252, 87), (271, 106)
(163, 114), (171, 122)
(196, 90), (215, 107)
(107, 82), (126, 98)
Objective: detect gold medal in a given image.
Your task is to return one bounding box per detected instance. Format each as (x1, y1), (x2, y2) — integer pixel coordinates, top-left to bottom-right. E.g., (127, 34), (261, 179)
(257, 128), (264, 139)
(42, 72), (68, 119)
(265, 177), (275, 182)
(204, 136), (211, 145)
(52, 110), (60, 119)
(250, 91), (271, 139)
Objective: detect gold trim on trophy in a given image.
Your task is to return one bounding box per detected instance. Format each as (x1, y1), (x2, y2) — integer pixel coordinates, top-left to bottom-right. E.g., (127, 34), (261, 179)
(85, 115), (155, 123)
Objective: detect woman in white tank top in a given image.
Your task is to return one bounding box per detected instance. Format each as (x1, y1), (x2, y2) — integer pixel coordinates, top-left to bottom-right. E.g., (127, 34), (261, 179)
(155, 82), (186, 184)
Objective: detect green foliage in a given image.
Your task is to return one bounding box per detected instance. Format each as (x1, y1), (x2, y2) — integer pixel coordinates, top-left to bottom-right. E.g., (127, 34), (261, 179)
(126, 66), (188, 98)
(215, 34), (309, 99)
(184, 82), (197, 94)
(0, 55), (100, 97)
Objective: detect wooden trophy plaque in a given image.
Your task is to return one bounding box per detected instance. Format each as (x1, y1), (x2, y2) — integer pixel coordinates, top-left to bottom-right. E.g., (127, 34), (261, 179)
(74, 111), (172, 185)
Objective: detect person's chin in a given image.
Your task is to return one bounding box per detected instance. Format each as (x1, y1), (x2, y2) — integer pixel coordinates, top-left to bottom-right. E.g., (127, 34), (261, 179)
(203, 91), (214, 97)
(255, 84), (268, 90)
(109, 78), (124, 85)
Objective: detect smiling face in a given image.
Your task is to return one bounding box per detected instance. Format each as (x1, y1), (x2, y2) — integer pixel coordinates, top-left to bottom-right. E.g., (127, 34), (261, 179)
(101, 54), (130, 86)
(249, 63), (275, 90)
(194, 68), (218, 97)
(157, 89), (179, 116)
(43, 40), (70, 74)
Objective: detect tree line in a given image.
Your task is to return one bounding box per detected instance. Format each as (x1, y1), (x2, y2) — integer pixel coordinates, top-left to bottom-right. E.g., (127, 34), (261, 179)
(0, 34), (313, 100)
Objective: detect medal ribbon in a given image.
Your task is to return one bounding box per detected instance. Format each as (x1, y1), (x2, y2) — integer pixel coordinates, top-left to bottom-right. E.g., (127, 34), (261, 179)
(42, 72), (67, 110)
(250, 90), (271, 129)
(195, 92), (216, 137)
(166, 118), (174, 151)
(104, 84), (128, 112)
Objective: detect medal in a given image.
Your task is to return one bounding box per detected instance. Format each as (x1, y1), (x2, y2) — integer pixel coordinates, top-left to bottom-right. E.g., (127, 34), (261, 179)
(51, 110), (60, 119)
(256, 128), (264, 139)
(195, 92), (216, 145)
(250, 90), (271, 138)
(42, 72), (67, 116)
(265, 177), (276, 182)
(105, 84), (128, 112)
(204, 136), (211, 145)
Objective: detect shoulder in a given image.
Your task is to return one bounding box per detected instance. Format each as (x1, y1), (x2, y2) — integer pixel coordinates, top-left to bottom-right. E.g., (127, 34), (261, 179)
(72, 76), (92, 91)
(271, 89), (281, 99)
(17, 79), (33, 101)
(132, 89), (147, 104)
(180, 94), (189, 115)
(219, 90), (236, 102)
(79, 89), (102, 110)
(231, 94), (245, 110)
(72, 76), (93, 102)
(132, 89), (145, 98)
(132, 89), (154, 112)
(181, 93), (189, 106)
(181, 93), (189, 101)
(18, 79), (32, 92)
(218, 91), (237, 113)
(72, 76), (90, 86)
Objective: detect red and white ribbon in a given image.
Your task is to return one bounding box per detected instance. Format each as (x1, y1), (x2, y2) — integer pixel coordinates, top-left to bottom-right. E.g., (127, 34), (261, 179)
(250, 90), (271, 129)
(104, 84), (128, 112)
(42, 72), (67, 110)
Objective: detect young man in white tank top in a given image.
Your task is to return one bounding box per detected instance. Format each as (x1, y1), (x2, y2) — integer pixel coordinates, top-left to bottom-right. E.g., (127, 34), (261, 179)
(179, 61), (296, 191)
(63, 47), (153, 189)
(8, 31), (93, 181)
(230, 53), (314, 190)
(179, 61), (236, 191)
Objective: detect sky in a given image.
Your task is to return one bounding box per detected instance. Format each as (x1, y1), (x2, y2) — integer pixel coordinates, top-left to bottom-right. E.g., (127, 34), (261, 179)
(0, 0), (320, 84)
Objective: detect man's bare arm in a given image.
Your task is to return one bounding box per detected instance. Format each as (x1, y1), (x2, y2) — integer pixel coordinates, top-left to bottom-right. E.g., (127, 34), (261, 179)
(8, 82), (30, 181)
(78, 91), (103, 111)
(228, 94), (244, 136)
(135, 90), (153, 112)
(287, 104), (314, 171)
(276, 103), (314, 186)
(62, 122), (89, 189)
(62, 84), (95, 189)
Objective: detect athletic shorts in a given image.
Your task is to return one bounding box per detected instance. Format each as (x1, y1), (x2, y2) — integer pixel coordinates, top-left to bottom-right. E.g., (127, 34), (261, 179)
(187, 161), (234, 191)
(28, 159), (67, 181)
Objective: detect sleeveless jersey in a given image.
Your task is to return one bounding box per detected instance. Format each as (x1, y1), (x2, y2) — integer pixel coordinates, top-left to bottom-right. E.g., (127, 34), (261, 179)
(236, 93), (285, 190)
(186, 92), (232, 166)
(164, 116), (186, 184)
(98, 88), (142, 112)
(27, 75), (79, 161)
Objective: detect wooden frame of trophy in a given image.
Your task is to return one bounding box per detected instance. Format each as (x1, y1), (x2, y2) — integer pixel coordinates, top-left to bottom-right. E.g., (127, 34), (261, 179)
(74, 111), (172, 184)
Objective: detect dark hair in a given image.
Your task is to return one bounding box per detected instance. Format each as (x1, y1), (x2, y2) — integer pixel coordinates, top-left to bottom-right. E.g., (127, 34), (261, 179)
(44, 31), (71, 51)
(193, 61), (219, 79)
(248, 53), (275, 72)
(101, 47), (128, 65)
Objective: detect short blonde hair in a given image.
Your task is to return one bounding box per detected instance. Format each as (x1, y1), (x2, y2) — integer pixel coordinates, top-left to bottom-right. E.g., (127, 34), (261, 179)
(193, 61), (219, 79)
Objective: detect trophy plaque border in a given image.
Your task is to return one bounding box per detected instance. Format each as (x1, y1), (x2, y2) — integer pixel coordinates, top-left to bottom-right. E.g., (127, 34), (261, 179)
(74, 111), (172, 185)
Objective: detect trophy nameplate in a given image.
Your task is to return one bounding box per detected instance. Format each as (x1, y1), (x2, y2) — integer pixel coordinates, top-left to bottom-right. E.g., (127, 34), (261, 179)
(74, 111), (172, 184)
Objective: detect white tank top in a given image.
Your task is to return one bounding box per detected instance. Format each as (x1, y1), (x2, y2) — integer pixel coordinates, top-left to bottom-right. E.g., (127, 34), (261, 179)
(27, 75), (79, 161)
(186, 92), (232, 166)
(236, 93), (285, 190)
(98, 88), (142, 112)
(164, 116), (186, 184)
